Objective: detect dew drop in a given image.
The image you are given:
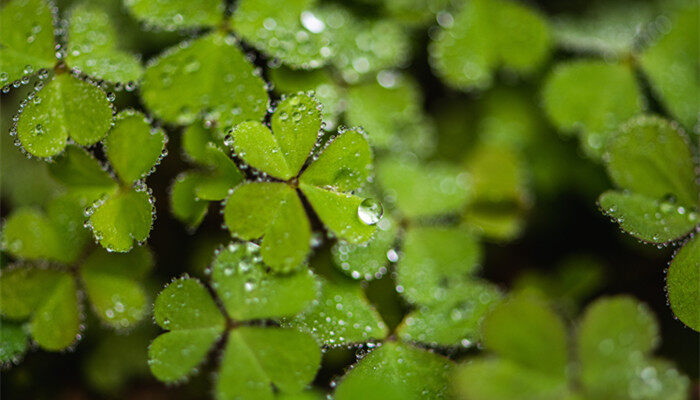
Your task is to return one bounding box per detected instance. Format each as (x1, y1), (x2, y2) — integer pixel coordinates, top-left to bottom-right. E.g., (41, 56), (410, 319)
(357, 198), (383, 225)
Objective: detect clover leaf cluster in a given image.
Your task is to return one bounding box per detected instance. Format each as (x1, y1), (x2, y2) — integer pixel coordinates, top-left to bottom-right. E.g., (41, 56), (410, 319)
(0, 0), (697, 398)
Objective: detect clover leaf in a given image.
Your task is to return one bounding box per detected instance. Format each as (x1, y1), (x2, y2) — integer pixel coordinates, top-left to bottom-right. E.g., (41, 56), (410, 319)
(65, 3), (144, 83)
(0, 319), (29, 365)
(667, 236), (699, 331)
(463, 143), (531, 241)
(2, 0), (144, 158)
(597, 115), (698, 330)
(171, 122), (243, 229)
(0, 0), (55, 86)
(334, 342), (453, 399)
(124, 0), (224, 31)
(453, 295), (690, 400)
(141, 32), (268, 131)
(599, 116), (698, 244)
(148, 242), (321, 399)
(376, 155), (470, 219)
(552, 1), (658, 57)
(639, 2), (699, 130)
(269, 66), (344, 131)
(542, 60), (644, 159)
(223, 93), (377, 272)
(231, 0), (332, 69)
(283, 276), (388, 347)
(46, 110), (165, 252)
(430, 0), (551, 91)
(0, 195), (154, 351)
(315, 4), (412, 83)
(345, 76), (435, 154)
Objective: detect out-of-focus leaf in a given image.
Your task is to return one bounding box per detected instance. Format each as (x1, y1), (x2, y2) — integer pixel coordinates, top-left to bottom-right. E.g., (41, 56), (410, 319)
(345, 77), (434, 153)
(80, 247), (152, 329)
(640, 3), (699, 129)
(48, 145), (117, 202)
(0, 0), (55, 85)
(124, 0), (223, 31)
(376, 155), (470, 219)
(141, 32), (268, 130)
(430, 0), (551, 90)
(232, 0), (331, 69)
(398, 281), (501, 346)
(317, 5), (411, 83)
(542, 60), (643, 158)
(396, 226), (482, 305)
(0, 268), (80, 351)
(0, 319), (28, 364)
(332, 216), (398, 280)
(66, 3), (143, 83)
(667, 236), (699, 330)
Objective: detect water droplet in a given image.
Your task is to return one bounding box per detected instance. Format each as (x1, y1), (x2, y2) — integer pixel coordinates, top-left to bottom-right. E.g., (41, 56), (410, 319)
(357, 198), (383, 225)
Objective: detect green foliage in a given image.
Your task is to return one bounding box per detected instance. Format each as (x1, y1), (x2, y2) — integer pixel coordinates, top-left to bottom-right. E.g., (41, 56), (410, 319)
(0, 0), (55, 85)
(2, 0), (150, 157)
(454, 295), (690, 400)
(667, 236), (699, 331)
(224, 93), (376, 272)
(231, 0), (331, 69)
(1, 0), (697, 396)
(639, 3), (699, 129)
(16, 73), (114, 158)
(345, 76), (434, 153)
(334, 342), (453, 400)
(269, 66), (343, 130)
(124, 0), (224, 30)
(552, 1), (657, 57)
(596, 115), (698, 329)
(141, 32), (268, 130)
(430, 0), (551, 90)
(284, 277), (388, 346)
(376, 155), (470, 219)
(148, 243), (321, 399)
(1, 192), (153, 351)
(66, 3), (144, 83)
(0, 319), (29, 364)
(542, 60), (643, 158)
(171, 122), (243, 229)
(46, 110), (165, 253)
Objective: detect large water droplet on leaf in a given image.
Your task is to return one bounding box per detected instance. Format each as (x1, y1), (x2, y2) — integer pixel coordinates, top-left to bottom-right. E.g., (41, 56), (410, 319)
(357, 198), (383, 225)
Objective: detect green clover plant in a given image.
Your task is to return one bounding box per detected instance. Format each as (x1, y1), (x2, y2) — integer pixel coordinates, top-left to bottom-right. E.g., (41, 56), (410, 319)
(170, 122), (243, 229)
(282, 254), (455, 400)
(147, 242), (321, 399)
(222, 93), (378, 272)
(597, 115), (699, 330)
(48, 110), (166, 252)
(430, 0), (552, 91)
(0, 193), (153, 353)
(453, 295), (690, 400)
(542, 2), (698, 158)
(2, 0), (143, 158)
